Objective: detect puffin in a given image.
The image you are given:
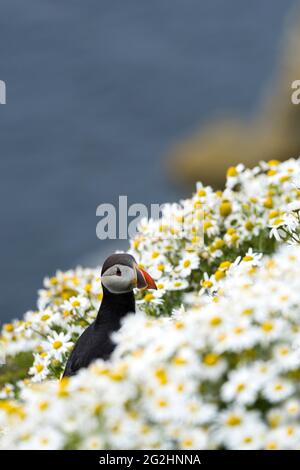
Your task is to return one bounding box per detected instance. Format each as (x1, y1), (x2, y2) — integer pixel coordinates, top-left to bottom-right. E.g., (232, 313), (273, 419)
(63, 253), (157, 377)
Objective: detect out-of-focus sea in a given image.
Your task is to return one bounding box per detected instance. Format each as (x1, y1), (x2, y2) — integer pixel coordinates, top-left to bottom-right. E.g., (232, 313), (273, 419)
(0, 0), (297, 321)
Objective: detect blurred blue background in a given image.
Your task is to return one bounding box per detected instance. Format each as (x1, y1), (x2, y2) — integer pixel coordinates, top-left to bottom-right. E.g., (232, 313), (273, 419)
(0, 0), (297, 322)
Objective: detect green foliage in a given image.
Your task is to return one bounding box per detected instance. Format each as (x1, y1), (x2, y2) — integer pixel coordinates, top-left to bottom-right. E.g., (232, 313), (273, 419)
(0, 352), (33, 389)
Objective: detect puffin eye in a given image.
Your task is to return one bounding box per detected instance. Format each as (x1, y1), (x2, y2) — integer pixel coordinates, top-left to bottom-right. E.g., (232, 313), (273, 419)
(116, 267), (122, 276)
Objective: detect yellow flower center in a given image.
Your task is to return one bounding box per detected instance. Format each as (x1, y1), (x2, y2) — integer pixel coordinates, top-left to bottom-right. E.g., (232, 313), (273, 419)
(279, 347), (289, 356)
(155, 368), (168, 385)
(38, 401), (49, 411)
(280, 175), (290, 182)
(227, 166), (238, 177)
(245, 220), (254, 231)
(214, 270), (225, 281)
(219, 200), (232, 217)
(234, 326), (244, 335)
(261, 322), (273, 332)
(268, 210), (279, 219)
(274, 383), (283, 392)
(108, 370), (126, 382)
(175, 321), (185, 329)
(203, 221), (212, 231)
(219, 261), (231, 270)
(236, 383), (245, 392)
(203, 353), (219, 366)
(210, 316), (222, 326)
(243, 308), (253, 316)
(58, 378), (70, 397)
(182, 438), (194, 448)
(93, 403), (104, 415)
(157, 399), (167, 408)
(273, 218), (284, 226)
(226, 415), (242, 426)
(174, 281), (182, 287)
(141, 425), (150, 434)
(144, 293), (154, 302)
(231, 233), (239, 243)
(201, 280), (213, 288)
(172, 356), (187, 366)
(4, 323), (14, 332)
(263, 197), (273, 209)
(214, 239), (225, 249)
(266, 441), (278, 450)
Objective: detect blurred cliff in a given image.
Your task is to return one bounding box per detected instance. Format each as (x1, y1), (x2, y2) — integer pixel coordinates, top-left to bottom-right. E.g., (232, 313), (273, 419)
(167, 5), (300, 188)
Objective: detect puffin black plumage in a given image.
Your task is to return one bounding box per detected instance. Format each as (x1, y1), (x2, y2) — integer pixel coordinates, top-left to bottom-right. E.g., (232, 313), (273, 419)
(63, 253), (157, 377)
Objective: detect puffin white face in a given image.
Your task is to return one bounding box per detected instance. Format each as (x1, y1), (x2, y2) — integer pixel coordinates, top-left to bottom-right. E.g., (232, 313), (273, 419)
(101, 264), (137, 294)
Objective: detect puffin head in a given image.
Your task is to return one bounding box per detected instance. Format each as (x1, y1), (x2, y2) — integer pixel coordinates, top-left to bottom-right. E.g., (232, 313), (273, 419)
(101, 253), (157, 295)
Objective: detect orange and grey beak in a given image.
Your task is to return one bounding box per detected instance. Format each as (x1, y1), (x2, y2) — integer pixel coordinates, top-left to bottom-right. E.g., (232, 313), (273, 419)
(135, 266), (157, 290)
